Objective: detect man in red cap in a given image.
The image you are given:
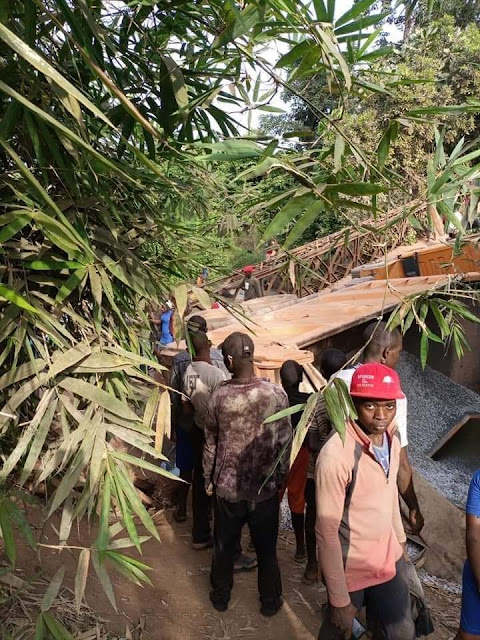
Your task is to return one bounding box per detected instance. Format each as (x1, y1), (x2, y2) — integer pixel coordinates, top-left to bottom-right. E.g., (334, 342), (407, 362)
(234, 265), (263, 301)
(316, 363), (415, 640)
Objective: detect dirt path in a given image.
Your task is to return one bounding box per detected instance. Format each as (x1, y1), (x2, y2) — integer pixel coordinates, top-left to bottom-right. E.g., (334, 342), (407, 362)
(11, 506), (461, 640)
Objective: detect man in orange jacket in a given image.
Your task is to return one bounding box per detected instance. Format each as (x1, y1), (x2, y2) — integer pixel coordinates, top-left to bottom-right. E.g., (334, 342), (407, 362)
(316, 363), (415, 640)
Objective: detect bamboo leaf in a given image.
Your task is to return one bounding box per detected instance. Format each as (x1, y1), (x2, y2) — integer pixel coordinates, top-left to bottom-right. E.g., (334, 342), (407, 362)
(0, 388), (54, 481)
(111, 467), (140, 553)
(24, 260), (85, 271)
(106, 425), (167, 461)
(263, 193), (315, 241)
(283, 201), (324, 249)
(20, 398), (58, 485)
(312, 0), (329, 21)
(0, 500), (15, 566)
(46, 344), (91, 380)
(324, 182), (385, 196)
(55, 269), (87, 304)
(6, 500), (37, 549)
(74, 353), (131, 373)
(108, 535), (150, 550)
(41, 566), (65, 612)
(92, 550), (117, 611)
(0, 283), (38, 313)
(48, 421), (96, 515)
(88, 266), (102, 307)
(42, 612), (74, 640)
(0, 81), (133, 183)
(334, 133), (345, 172)
(174, 283), (188, 320)
(0, 359), (46, 391)
(289, 393), (318, 466)
(155, 390), (171, 450)
(262, 403), (306, 425)
(34, 614), (45, 640)
(420, 332), (429, 370)
(143, 387), (159, 430)
(161, 55), (189, 111)
(0, 23), (114, 128)
(191, 285), (211, 311)
(336, 0), (378, 27)
(74, 549), (90, 613)
(104, 346), (166, 373)
(89, 418), (106, 491)
(57, 377), (140, 422)
(96, 473), (111, 562)
(105, 550), (152, 586)
(59, 494), (74, 545)
(114, 464), (160, 541)
(0, 213), (31, 243)
(112, 451), (179, 481)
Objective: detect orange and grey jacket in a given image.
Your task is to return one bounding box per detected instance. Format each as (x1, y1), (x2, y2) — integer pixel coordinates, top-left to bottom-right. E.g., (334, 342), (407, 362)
(315, 419), (405, 608)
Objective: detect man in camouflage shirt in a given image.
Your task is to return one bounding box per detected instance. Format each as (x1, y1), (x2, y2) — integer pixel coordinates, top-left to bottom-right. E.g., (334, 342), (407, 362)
(204, 332), (292, 617)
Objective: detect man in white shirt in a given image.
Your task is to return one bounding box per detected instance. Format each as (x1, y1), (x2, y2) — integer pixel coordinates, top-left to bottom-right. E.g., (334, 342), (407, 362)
(182, 331), (228, 549)
(335, 321), (424, 534)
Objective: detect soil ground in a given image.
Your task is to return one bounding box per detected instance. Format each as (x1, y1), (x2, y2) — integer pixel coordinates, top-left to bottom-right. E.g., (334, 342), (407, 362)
(10, 503), (461, 640)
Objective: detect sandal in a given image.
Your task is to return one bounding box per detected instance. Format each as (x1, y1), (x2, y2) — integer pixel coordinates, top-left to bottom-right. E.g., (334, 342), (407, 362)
(234, 553), (258, 572)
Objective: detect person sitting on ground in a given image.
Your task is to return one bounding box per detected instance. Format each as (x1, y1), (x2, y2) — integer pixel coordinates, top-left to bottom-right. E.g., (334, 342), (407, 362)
(204, 332), (292, 616)
(182, 331), (228, 550)
(335, 320), (424, 535)
(170, 316), (227, 523)
(234, 265), (262, 301)
(456, 469), (480, 640)
(316, 363), (415, 640)
(303, 348), (348, 586)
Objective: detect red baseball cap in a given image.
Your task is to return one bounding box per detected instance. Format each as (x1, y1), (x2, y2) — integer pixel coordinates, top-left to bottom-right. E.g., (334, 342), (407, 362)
(350, 363), (405, 400)
(243, 265), (254, 274)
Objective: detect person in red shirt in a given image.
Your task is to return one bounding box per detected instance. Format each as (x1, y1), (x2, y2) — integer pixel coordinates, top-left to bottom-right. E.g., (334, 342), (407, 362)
(316, 363), (415, 640)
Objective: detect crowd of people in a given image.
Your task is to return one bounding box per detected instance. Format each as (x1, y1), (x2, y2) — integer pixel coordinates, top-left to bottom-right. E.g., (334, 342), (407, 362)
(160, 314), (480, 639)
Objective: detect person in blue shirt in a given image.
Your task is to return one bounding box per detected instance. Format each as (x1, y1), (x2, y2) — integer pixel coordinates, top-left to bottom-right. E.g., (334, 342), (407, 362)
(456, 470), (480, 640)
(160, 302), (174, 346)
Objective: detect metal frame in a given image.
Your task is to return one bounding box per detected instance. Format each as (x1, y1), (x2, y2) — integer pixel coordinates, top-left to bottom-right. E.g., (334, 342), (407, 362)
(210, 204), (421, 297)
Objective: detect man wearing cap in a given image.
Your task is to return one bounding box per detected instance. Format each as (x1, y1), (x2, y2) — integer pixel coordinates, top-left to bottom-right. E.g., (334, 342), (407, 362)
(234, 265), (263, 301)
(170, 316), (227, 523)
(204, 332), (292, 616)
(316, 363), (415, 640)
(335, 321), (424, 536)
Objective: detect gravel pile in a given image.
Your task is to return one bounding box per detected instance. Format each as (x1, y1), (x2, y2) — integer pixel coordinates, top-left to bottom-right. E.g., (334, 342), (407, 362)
(398, 351), (480, 507)
(280, 493), (293, 531)
(418, 569), (462, 596)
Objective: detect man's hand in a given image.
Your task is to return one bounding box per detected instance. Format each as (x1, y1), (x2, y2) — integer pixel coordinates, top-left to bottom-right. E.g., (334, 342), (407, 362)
(330, 602), (357, 639)
(205, 482), (214, 497)
(407, 508), (425, 535)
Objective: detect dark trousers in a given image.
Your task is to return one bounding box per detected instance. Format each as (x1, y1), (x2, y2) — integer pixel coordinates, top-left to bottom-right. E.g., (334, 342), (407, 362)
(211, 494), (282, 608)
(318, 558), (415, 640)
(191, 426), (211, 544)
(305, 478), (317, 565)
